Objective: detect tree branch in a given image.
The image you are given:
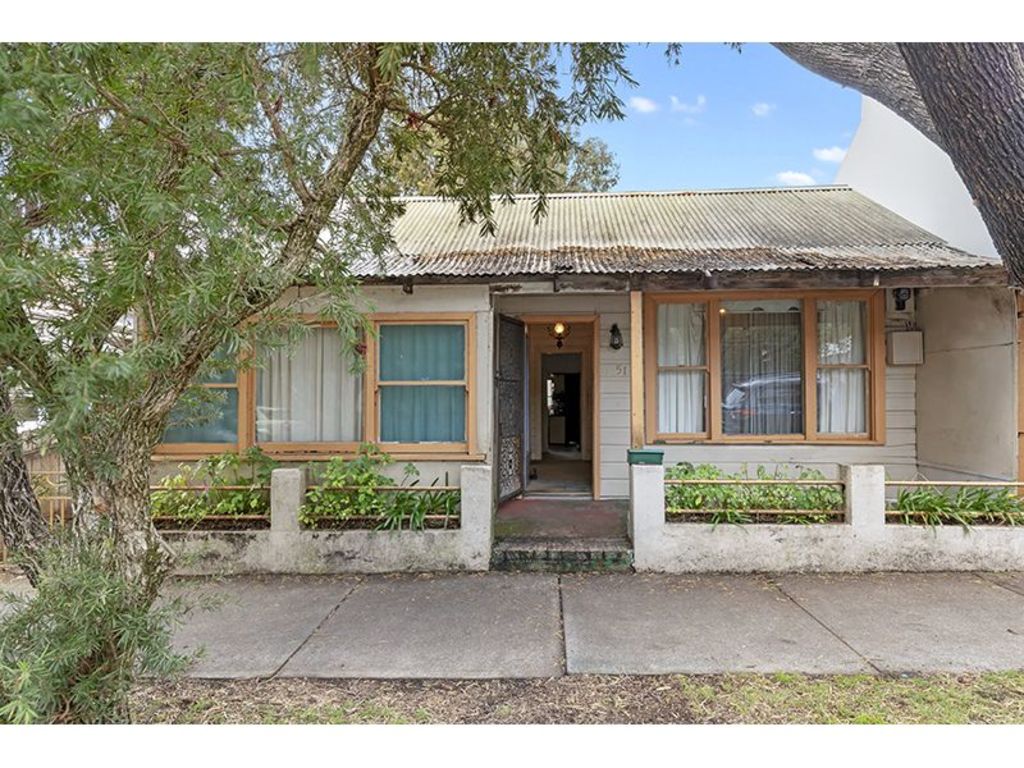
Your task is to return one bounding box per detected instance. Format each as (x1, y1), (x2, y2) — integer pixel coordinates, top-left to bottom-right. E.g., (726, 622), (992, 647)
(772, 43), (942, 147)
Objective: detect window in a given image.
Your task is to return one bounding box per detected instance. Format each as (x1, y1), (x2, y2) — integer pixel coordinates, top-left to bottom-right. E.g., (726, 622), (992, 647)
(816, 300), (869, 434)
(157, 312), (477, 458)
(370, 318), (473, 449)
(720, 299), (803, 436)
(646, 291), (883, 443)
(255, 324), (363, 447)
(161, 346), (241, 448)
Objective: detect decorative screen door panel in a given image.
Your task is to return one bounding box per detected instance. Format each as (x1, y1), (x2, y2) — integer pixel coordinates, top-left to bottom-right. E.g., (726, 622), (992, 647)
(496, 315), (526, 502)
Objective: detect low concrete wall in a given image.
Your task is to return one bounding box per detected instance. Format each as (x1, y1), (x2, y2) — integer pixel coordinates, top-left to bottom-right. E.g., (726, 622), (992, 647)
(631, 463), (1024, 573)
(170, 465), (494, 575)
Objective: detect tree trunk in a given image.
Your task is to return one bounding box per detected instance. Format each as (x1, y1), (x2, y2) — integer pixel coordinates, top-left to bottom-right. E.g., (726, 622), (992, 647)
(0, 382), (49, 584)
(68, 431), (172, 603)
(897, 43), (1024, 285)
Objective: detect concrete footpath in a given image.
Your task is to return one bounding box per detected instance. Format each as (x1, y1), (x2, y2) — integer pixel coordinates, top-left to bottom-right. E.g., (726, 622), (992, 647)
(4, 571), (1024, 678)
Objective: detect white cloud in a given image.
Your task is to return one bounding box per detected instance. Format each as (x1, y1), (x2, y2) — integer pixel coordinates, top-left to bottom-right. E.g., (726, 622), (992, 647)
(629, 96), (659, 114)
(775, 170), (816, 186)
(670, 94), (706, 114)
(751, 102), (775, 117)
(812, 146), (848, 163)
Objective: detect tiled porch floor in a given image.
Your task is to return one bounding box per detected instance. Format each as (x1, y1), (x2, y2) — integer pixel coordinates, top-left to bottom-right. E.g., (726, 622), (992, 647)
(495, 497), (629, 539)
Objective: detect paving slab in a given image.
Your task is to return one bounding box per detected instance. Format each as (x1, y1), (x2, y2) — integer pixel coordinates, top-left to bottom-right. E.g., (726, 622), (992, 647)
(776, 572), (1024, 674)
(561, 573), (870, 674)
(982, 571), (1024, 598)
(169, 576), (358, 678)
(281, 572), (562, 678)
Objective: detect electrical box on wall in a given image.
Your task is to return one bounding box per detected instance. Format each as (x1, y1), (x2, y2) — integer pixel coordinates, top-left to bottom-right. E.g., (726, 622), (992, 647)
(886, 287), (915, 317)
(887, 330), (924, 365)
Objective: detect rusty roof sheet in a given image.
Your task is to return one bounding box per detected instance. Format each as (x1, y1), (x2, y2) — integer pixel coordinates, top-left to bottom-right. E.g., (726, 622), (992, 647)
(351, 186), (1003, 279)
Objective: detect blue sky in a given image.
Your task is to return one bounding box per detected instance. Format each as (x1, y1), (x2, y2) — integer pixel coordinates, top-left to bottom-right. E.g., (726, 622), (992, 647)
(577, 43), (861, 191)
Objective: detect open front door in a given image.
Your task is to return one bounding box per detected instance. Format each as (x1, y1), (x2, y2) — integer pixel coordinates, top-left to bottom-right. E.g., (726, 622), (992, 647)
(496, 315), (527, 502)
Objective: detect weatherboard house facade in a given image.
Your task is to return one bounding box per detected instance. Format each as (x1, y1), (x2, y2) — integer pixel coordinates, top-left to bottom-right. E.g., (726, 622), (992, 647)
(158, 186), (1024, 573)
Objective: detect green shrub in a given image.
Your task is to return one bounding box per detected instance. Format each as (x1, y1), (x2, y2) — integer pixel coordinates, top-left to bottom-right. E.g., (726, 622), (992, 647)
(890, 485), (1024, 529)
(149, 447), (277, 524)
(300, 444), (460, 530)
(0, 534), (189, 723)
(664, 463), (843, 526)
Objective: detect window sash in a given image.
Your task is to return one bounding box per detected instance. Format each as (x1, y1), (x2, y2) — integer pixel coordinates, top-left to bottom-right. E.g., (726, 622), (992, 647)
(647, 291), (881, 444)
(255, 325), (363, 446)
(372, 319), (471, 448)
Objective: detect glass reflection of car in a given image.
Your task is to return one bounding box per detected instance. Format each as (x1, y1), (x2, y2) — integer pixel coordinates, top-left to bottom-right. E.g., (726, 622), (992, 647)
(722, 374), (803, 433)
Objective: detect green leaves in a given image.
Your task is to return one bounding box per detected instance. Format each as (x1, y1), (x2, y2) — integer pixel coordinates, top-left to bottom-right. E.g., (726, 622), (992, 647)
(664, 463), (844, 526)
(0, 531), (190, 723)
(891, 485), (1024, 529)
(300, 445), (459, 530)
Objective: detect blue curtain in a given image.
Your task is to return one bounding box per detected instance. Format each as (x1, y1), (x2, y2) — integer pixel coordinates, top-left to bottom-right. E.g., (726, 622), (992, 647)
(379, 325), (465, 381)
(380, 386), (466, 442)
(378, 324), (466, 442)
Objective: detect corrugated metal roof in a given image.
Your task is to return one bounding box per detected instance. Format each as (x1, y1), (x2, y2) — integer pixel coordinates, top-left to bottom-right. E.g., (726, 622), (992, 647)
(351, 186), (1003, 279)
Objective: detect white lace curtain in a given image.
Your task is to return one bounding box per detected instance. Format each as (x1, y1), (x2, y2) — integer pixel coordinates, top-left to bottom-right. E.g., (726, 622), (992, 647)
(719, 301), (803, 435)
(256, 328), (362, 443)
(817, 300), (867, 434)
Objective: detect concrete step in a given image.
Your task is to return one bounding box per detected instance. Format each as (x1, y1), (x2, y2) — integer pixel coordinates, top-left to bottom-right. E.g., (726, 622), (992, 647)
(491, 537), (634, 573)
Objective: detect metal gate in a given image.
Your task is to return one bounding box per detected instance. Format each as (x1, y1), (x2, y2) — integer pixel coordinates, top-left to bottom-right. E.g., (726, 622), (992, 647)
(496, 315), (526, 502)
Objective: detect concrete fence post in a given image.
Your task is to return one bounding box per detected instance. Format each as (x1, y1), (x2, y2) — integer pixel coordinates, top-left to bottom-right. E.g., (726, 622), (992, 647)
(630, 463), (665, 568)
(270, 467), (306, 534)
(841, 464), (886, 533)
(458, 464), (494, 570)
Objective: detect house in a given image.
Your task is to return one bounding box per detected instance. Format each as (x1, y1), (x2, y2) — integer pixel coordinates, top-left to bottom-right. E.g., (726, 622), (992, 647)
(153, 185), (1021, 573)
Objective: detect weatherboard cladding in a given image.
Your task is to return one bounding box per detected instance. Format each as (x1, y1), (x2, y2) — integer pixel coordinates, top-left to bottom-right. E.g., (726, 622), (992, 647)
(350, 186), (1002, 279)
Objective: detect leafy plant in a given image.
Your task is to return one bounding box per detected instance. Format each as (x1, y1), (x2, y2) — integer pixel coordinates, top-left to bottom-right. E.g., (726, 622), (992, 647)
(664, 463), (843, 526)
(301, 445), (460, 530)
(149, 447), (277, 525)
(889, 484), (1024, 529)
(0, 532), (189, 723)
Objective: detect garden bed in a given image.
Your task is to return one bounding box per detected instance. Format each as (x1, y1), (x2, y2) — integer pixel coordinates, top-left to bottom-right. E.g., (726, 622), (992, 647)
(666, 510), (843, 525)
(885, 482), (1024, 528)
(153, 515), (271, 531)
(302, 515), (460, 531)
(664, 463), (844, 526)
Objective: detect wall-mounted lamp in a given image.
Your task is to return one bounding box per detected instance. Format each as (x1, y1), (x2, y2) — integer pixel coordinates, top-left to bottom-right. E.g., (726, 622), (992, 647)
(547, 321), (571, 348)
(609, 323), (623, 350)
(892, 287), (912, 311)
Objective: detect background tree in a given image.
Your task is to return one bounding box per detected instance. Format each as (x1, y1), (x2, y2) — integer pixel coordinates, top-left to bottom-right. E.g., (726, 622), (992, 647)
(393, 131), (619, 195)
(774, 43), (1024, 284)
(0, 42), (632, 719)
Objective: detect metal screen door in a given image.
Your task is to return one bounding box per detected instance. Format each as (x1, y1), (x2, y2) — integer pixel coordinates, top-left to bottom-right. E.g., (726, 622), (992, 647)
(496, 315), (526, 502)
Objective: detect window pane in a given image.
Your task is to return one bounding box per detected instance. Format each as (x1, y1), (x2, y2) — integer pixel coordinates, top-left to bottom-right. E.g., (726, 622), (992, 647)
(818, 301), (867, 364)
(720, 299), (803, 435)
(163, 389), (238, 443)
(200, 344), (238, 384)
(256, 328), (362, 443)
(657, 303), (706, 366)
(818, 369), (868, 433)
(657, 371), (706, 433)
(380, 386), (466, 442)
(379, 324), (465, 381)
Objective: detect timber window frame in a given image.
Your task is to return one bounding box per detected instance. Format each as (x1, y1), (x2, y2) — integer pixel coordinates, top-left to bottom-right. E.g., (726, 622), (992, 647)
(252, 317), (365, 456)
(643, 290), (886, 445)
(156, 352), (247, 455)
(365, 312), (477, 455)
(155, 311), (478, 459)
